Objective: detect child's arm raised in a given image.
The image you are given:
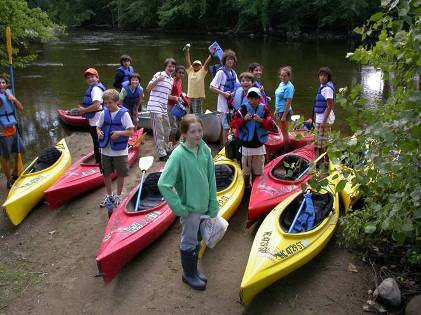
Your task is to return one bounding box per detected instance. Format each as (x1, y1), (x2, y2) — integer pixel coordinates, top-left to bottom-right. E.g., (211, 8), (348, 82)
(184, 46), (191, 69)
(202, 54), (212, 70)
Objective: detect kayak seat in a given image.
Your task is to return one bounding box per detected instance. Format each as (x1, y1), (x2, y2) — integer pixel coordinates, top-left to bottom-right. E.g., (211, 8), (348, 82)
(130, 172), (164, 212)
(30, 147), (62, 173)
(215, 164), (234, 192)
(272, 155), (309, 181)
(280, 192), (334, 232)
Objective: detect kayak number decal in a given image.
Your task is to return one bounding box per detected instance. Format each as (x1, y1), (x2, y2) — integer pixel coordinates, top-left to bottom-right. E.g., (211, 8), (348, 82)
(16, 175), (45, 189)
(257, 233), (309, 261)
(102, 211), (161, 242)
(272, 240), (308, 260)
(217, 195), (230, 208)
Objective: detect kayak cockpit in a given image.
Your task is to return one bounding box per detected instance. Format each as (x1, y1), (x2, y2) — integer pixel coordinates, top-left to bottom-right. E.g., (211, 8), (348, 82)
(215, 164), (235, 192)
(29, 147), (62, 173)
(127, 172), (165, 213)
(279, 192), (334, 233)
(271, 155), (310, 181)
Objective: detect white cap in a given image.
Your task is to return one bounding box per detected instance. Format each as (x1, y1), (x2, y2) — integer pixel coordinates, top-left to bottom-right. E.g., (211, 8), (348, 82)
(247, 87), (262, 97)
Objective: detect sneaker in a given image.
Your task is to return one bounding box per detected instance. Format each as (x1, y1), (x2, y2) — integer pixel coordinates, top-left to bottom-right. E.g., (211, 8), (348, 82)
(113, 194), (122, 206)
(158, 155), (168, 162)
(99, 194), (114, 208)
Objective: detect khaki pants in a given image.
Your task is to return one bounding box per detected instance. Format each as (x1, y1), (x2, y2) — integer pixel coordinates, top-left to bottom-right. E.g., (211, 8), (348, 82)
(241, 154), (265, 177)
(167, 105), (178, 135)
(150, 112), (171, 158)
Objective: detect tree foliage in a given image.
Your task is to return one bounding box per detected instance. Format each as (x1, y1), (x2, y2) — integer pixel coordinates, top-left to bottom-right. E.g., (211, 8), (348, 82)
(329, 0), (421, 265)
(0, 0), (62, 68)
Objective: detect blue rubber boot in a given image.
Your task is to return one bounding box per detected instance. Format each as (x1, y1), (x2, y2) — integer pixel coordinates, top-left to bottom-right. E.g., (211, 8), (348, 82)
(180, 250), (206, 290)
(195, 246), (207, 283)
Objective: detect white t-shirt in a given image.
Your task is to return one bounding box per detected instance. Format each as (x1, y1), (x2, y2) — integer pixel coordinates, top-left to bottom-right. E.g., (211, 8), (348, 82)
(97, 109), (134, 156)
(146, 71), (173, 114)
(210, 69), (239, 113)
(88, 86), (104, 127)
(315, 85), (335, 124)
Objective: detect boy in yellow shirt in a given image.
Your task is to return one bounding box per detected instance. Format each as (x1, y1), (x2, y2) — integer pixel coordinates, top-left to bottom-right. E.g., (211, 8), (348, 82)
(184, 44), (211, 114)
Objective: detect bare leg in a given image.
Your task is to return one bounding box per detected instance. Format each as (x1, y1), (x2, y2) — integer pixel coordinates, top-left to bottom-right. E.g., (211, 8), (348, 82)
(116, 176), (124, 195)
(103, 175), (113, 195)
(1, 158), (11, 181)
(280, 120), (289, 151)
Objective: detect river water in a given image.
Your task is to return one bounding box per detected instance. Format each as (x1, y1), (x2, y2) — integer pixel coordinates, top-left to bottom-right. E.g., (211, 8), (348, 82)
(12, 30), (383, 160)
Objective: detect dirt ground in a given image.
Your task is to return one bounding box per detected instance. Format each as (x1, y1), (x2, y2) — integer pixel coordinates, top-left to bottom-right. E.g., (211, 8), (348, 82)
(0, 131), (371, 315)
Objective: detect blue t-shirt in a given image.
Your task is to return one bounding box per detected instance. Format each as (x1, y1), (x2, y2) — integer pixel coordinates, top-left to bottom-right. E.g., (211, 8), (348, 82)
(275, 81), (294, 113)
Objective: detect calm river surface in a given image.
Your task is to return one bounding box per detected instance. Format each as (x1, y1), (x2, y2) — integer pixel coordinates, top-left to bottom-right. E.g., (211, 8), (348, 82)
(13, 30), (383, 160)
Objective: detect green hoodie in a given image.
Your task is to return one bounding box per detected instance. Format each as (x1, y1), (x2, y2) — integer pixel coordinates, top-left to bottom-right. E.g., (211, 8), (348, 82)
(158, 140), (219, 217)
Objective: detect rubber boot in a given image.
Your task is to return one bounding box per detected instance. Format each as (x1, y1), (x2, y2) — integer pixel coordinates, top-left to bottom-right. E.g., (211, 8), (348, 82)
(194, 246), (207, 283)
(180, 249), (206, 290)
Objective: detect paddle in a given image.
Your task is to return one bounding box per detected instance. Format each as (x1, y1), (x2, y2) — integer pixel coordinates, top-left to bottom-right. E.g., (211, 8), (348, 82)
(288, 192), (309, 233)
(5, 27), (24, 176)
(296, 152), (328, 180)
(134, 156), (154, 212)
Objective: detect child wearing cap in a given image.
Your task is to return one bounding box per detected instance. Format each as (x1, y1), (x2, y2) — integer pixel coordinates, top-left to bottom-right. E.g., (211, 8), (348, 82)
(113, 54), (135, 90)
(314, 67), (335, 162)
(184, 45), (211, 115)
(230, 87), (273, 188)
(119, 72), (143, 127)
(209, 49), (240, 148)
(79, 68), (106, 164)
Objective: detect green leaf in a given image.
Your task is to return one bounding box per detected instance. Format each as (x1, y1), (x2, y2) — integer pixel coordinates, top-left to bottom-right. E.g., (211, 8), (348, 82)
(364, 225), (376, 234)
(370, 12), (383, 21)
(335, 180), (348, 193)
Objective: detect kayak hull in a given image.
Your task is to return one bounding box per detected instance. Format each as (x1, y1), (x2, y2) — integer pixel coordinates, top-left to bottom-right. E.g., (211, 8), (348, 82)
(248, 144), (315, 226)
(45, 129), (144, 209)
(3, 139), (72, 225)
(240, 174), (340, 305)
(57, 109), (89, 128)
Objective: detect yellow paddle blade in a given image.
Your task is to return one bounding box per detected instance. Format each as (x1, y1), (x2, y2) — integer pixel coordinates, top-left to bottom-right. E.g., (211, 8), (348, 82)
(6, 26), (13, 65)
(15, 153), (24, 176)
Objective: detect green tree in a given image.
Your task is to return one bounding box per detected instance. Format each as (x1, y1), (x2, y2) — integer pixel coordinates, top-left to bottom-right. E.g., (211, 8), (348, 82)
(0, 0), (62, 68)
(329, 0), (421, 264)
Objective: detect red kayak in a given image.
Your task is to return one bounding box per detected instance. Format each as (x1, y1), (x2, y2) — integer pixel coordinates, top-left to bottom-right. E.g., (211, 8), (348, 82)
(45, 129), (144, 209)
(265, 128), (314, 157)
(96, 171), (176, 283)
(57, 109), (89, 128)
(247, 143), (315, 227)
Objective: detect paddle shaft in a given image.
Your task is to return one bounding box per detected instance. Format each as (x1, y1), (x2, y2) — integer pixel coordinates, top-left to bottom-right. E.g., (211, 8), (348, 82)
(134, 170), (146, 212)
(288, 194), (307, 233)
(296, 152), (328, 180)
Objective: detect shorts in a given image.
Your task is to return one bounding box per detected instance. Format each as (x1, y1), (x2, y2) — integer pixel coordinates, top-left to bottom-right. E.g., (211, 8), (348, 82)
(219, 112), (230, 130)
(274, 110), (292, 121)
(101, 154), (129, 177)
(190, 98), (204, 115)
(315, 123), (331, 149)
(241, 154), (265, 177)
(0, 133), (25, 160)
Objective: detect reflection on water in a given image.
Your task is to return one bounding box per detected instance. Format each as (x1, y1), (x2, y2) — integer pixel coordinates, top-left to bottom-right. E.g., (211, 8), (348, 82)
(12, 30), (381, 161)
(361, 66), (384, 105)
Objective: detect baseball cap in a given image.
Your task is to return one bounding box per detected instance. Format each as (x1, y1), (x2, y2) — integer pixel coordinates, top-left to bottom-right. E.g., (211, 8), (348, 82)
(192, 60), (202, 66)
(84, 68), (99, 77)
(247, 87), (262, 97)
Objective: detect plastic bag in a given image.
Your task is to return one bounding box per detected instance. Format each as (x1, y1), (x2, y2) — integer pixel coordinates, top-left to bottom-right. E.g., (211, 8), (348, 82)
(200, 215), (229, 248)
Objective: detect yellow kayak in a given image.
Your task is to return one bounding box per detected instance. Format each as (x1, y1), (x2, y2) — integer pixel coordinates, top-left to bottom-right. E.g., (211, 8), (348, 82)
(240, 172), (340, 305)
(199, 148), (245, 257)
(3, 139), (71, 225)
(329, 160), (360, 211)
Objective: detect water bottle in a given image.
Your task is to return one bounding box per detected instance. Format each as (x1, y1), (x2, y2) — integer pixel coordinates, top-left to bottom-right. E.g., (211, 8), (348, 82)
(106, 196), (114, 218)
(182, 43), (191, 52)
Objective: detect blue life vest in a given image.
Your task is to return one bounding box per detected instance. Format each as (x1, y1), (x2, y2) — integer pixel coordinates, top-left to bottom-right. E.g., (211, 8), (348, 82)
(314, 82), (335, 114)
(290, 193), (316, 233)
(122, 82), (142, 111)
(81, 82), (106, 119)
(233, 87), (247, 111)
(118, 66), (134, 85)
(0, 91), (17, 128)
(239, 102), (268, 144)
(98, 108), (130, 151)
(253, 81), (268, 105)
(221, 67), (238, 92)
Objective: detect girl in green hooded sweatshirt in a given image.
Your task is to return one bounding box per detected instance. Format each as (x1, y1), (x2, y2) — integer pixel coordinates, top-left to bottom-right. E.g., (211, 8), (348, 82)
(158, 114), (219, 291)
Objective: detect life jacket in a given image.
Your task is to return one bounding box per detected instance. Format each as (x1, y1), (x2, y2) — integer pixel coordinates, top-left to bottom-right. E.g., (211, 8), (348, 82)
(290, 193), (316, 233)
(314, 82), (335, 114)
(233, 87), (247, 111)
(81, 82), (106, 119)
(239, 102), (268, 144)
(220, 67), (238, 92)
(253, 81), (268, 105)
(118, 66), (134, 85)
(98, 107), (130, 151)
(0, 91), (17, 128)
(122, 82), (142, 111)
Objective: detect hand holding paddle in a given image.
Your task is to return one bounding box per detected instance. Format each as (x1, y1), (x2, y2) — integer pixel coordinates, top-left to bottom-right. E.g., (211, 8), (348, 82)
(296, 152), (328, 180)
(134, 156), (154, 212)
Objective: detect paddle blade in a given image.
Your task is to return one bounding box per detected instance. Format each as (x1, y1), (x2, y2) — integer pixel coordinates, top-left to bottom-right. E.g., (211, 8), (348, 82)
(15, 153), (24, 176)
(6, 27), (13, 64)
(291, 115), (301, 122)
(138, 156), (154, 172)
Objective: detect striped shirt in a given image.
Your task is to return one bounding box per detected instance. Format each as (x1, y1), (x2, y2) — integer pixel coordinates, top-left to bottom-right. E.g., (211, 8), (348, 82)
(146, 71), (173, 114)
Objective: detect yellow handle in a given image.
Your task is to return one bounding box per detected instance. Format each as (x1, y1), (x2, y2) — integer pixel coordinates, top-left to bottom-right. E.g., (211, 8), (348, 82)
(6, 26), (13, 65)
